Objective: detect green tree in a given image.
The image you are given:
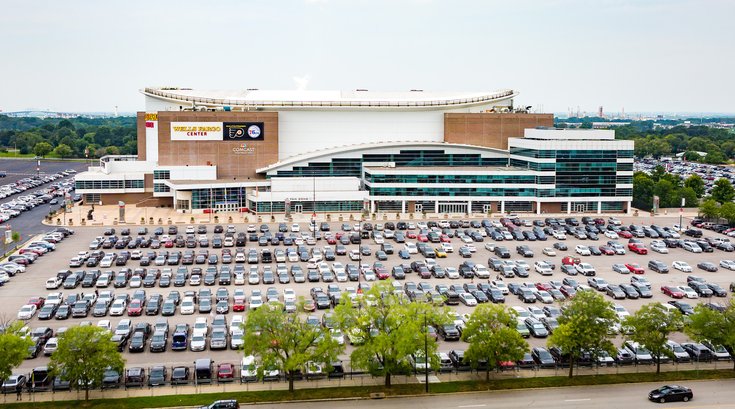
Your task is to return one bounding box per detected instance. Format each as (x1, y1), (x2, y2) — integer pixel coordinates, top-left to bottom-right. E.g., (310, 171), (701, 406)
(683, 151), (702, 162)
(685, 301), (735, 370)
(699, 199), (720, 220)
(712, 178), (735, 204)
(53, 143), (73, 159)
(653, 179), (676, 207)
(704, 150), (727, 164)
(678, 187), (699, 208)
(0, 321), (34, 381)
(461, 304), (528, 381)
(547, 290), (618, 377)
(242, 302), (343, 392)
(633, 172), (655, 210)
(624, 303), (684, 374)
(33, 141), (53, 158)
(334, 280), (451, 387)
(684, 174), (706, 198)
(720, 202), (735, 225)
(49, 326), (124, 401)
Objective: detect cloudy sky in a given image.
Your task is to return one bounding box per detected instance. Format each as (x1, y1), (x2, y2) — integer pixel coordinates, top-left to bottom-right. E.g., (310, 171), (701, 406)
(1, 0), (733, 114)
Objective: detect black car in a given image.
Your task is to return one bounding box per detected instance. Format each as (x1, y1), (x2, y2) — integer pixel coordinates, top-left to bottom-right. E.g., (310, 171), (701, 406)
(531, 347), (556, 368)
(437, 324), (460, 341)
(128, 332), (147, 353)
(170, 366), (190, 385)
(148, 365), (167, 387)
(648, 385), (693, 403)
(102, 368), (122, 389)
(697, 262), (718, 272)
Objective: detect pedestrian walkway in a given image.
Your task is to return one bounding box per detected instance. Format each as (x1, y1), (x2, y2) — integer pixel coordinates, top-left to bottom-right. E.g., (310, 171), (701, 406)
(43, 203), (700, 228)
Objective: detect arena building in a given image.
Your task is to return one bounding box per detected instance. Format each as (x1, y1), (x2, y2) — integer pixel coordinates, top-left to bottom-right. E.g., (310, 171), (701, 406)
(74, 87), (633, 215)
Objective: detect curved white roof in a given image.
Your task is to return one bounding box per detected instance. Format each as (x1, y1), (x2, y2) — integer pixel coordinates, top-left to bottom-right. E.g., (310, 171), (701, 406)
(142, 87), (516, 110)
(257, 141), (509, 174)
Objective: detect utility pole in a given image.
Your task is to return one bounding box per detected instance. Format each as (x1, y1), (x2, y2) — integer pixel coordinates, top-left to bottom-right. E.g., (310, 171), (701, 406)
(424, 312), (429, 393)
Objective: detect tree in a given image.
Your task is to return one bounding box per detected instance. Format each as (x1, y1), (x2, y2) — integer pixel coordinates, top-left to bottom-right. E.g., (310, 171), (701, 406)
(0, 321), (34, 381)
(33, 141), (53, 158)
(712, 178), (735, 204)
(704, 150), (727, 164)
(685, 301), (735, 370)
(53, 143), (73, 159)
(684, 174), (706, 198)
(334, 280), (451, 387)
(653, 179), (676, 207)
(678, 187), (698, 208)
(49, 326), (124, 400)
(624, 303), (684, 374)
(242, 301), (343, 392)
(720, 202), (735, 225)
(633, 172), (655, 210)
(699, 199), (720, 220)
(683, 151), (702, 162)
(461, 304), (528, 381)
(547, 290), (618, 377)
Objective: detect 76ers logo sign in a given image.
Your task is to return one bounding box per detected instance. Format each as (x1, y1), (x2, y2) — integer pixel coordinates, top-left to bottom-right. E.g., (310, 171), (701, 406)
(223, 122), (264, 141)
(247, 125), (261, 139)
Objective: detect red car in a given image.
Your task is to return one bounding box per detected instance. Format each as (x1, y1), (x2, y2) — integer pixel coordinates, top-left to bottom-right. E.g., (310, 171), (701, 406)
(406, 231), (417, 239)
(440, 235), (451, 243)
(335, 232), (344, 240)
(164, 240), (174, 248)
(19, 248), (43, 256)
(232, 298), (247, 312)
(561, 256), (581, 265)
(374, 266), (390, 280)
(417, 234), (428, 243)
(599, 246), (615, 255)
(617, 230), (633, 239)
(628, 242), (648, 255)
(28, 296), (45, 308)
(625, 263), (645, 274)
(127, 299), (144, 316)
(661, 286), (684, 299)
(217, 363), (235, 382)
(535, 282), (552, 292)
(326, 237), (337, 245)
(560, 285), (577, 298)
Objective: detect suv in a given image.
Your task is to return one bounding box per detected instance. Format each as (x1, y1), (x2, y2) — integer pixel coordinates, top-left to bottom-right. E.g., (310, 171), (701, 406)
(647, 260), (669, 274)
(197, 400), (240, 409)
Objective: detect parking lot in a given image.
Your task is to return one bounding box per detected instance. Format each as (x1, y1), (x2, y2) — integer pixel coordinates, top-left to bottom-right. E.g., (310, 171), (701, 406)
(3, 213), (735, 387)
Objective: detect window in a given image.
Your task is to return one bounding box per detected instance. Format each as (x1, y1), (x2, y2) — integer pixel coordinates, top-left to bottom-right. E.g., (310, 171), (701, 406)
(154, 183), (171, 193)
(153, 170), (170, 180)
(125, 180), (144, 189)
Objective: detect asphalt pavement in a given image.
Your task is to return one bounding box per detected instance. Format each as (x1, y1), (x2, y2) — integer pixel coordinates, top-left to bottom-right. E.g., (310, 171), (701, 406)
(255, 379), (735, 409)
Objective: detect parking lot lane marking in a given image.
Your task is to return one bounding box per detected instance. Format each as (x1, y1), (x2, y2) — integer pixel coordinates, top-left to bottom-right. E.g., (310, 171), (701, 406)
(457, 405), (487, 408)
(563, 399), (591, 402)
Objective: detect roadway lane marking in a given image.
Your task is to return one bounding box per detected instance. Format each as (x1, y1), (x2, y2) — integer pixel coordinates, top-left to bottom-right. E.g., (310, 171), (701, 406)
(458, 405), (487, 408)
(564, 399), (591, 402)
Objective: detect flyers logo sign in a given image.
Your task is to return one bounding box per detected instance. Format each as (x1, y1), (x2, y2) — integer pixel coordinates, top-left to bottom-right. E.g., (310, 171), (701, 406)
(223, 122), (264, 141)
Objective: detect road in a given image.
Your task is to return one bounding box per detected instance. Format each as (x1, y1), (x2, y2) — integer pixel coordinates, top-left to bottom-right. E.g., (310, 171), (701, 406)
(0, 159), (87, 241)
(256, 380), (735, 409)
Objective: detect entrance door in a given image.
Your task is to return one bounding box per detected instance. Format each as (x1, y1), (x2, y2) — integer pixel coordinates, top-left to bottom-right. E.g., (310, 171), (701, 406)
(215, 202), (238, 213)
(293, 204), (303, 213)
(414, 203), (423, 213)
(574, 203), (586, 213)
(439, 203), (468, 214)
(483, 204), (492, 214)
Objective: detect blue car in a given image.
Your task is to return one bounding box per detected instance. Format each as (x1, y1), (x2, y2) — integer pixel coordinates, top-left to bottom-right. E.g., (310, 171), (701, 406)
(398, 249), (411, 259)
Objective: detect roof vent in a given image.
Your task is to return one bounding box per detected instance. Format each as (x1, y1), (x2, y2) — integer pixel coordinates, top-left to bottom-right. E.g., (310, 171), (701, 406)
(410, 89), (423, 92)
(246, 88), (259, 91)
(356, 89), (368, 92)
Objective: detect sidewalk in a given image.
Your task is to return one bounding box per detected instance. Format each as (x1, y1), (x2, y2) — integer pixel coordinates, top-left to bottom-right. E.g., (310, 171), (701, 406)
(44, 203), (701, 228)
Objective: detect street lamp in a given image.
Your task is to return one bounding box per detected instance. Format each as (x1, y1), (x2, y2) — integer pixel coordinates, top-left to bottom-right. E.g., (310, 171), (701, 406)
(424, 311), (429, 393)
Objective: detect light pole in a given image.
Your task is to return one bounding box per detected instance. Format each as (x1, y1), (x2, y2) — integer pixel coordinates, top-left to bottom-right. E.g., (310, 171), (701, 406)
(424, 311), (429, 393)
(679, 197), (685, 231)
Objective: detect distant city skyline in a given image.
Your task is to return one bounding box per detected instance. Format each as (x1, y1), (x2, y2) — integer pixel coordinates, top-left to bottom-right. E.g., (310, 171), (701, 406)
(1, 0), (733, 114)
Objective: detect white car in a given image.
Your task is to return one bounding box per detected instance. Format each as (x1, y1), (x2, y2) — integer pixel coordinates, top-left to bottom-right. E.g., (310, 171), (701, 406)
(441, 243), (454, 253)
(575, 263), (596, 276)
(553, 230), (567, 240)
(682, 241), (702, 253)
(491, 280), (509, 295)
(180, 297), (195, 314)
(373, 234), (384, 244)
(109, 299), (127, 316)
(651, 243), (669, 254)
(720, 260), (735, 271)
(17, 304), (37, 320)
(234, 273), (245, 285)
(613, 304), (630, 319)
(230, 315), (245, 334)
(678, 286), (699, 299)
(46, 276), (62, 289)
(331, 329), (345, 346)
(459, 292), (477, 306)
(291, 223), (300, 232)
(604, 230), (619, 239)
(542, 247), (556, 256)
(250, 295), (263, 310)
(672, 261), (692, 272)
(472, 264), (491, 279)
(575, 245), (591, 256)
(534, 261), (553, 276)
(445, 267), (460, 279)
(283, 288), (296, 303)
(536, 291), (553, 304)
(348, 250), (361, 261)
(46, 292), (63, 306)
(129, 276), (142, 288)
(190, 334), (206, 352)
(404, 243), (418, 254)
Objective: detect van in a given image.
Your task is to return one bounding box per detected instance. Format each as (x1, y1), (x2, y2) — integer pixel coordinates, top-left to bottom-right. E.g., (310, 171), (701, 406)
(648, 260), (669, 273)
(240, 355), (258, 383)
(437, 352), (454, 372)
(31, 366), (52, 391)
(194, 358), (213, 384)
